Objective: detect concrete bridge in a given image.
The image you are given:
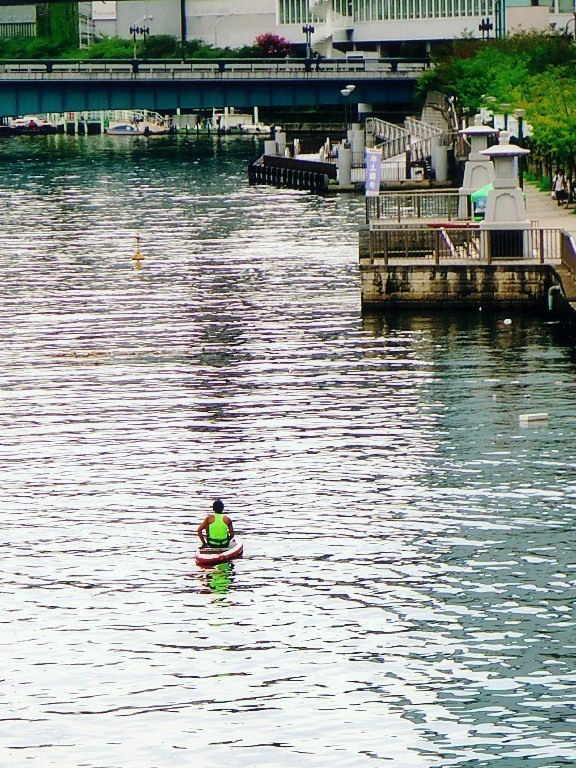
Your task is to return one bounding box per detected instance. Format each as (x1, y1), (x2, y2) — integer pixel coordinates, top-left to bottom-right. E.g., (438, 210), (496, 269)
(0, 57), (424, 117)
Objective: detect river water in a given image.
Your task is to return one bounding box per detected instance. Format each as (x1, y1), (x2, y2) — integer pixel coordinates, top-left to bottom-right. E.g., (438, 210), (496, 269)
(1, 134), (576, 768)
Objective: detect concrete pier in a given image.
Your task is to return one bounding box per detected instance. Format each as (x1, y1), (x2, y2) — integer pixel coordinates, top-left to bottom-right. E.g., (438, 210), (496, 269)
(360, 183), (576, 313)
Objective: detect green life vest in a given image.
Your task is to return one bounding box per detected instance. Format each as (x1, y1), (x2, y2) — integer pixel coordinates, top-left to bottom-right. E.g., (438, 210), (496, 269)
(207, 512), (230, 547)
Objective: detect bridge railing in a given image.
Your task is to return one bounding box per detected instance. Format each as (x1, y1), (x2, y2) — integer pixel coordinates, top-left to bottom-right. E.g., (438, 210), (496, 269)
(0, 57), (429, 79)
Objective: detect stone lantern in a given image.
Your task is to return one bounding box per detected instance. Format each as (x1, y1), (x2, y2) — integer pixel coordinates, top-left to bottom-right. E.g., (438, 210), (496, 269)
(479, 130), (531, 259)
(458, 114), (497, 218)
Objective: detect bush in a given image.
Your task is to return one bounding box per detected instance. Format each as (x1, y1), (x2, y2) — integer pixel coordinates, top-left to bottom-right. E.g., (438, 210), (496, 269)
(254, 33), (292, 57)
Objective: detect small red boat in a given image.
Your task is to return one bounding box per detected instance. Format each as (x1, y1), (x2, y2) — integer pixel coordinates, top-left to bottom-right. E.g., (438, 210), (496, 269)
(195, 538), (243, 567)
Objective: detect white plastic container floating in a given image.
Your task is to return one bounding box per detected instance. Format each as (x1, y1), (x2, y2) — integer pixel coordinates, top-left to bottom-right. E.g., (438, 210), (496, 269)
(519, 412), (548, 424)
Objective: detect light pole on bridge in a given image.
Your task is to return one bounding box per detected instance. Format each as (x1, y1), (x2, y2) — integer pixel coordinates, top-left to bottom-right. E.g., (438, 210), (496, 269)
(302, 24), (315, 70)
(130, 15), (153, 60)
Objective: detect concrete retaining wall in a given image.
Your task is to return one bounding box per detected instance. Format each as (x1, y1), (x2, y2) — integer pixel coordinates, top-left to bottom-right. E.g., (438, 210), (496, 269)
(359, 261), (555, 308)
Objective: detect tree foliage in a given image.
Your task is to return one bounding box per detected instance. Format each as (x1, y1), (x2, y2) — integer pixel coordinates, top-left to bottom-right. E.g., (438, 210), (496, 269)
(36, 2), (78, 46)
(254, 33), (292, 57)
(418, 31), (576, 170)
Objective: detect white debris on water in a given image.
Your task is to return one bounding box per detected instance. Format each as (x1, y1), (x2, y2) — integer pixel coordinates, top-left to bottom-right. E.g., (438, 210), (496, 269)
(519, 412), (548, 424)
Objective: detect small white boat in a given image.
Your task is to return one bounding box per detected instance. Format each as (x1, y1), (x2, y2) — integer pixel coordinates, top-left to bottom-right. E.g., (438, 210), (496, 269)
(8, 114), (59, 134)
(236, 122), (273, 135)
(106, 110), (173, 136)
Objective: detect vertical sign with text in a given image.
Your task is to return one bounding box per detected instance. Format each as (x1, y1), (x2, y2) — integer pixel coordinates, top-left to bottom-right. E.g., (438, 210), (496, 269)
(365, 147), (382, 197)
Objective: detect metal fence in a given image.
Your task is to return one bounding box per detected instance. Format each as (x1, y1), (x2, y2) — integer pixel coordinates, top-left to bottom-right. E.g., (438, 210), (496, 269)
(368, 225), (565, 265)
(366, 191), (461, 223)
(0, 22), (35, 39)
(351, 161), (408, 184)
(560, 230), (576, 280)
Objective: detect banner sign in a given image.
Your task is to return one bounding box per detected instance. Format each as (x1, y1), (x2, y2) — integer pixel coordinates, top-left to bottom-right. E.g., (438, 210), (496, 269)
(365, 147), (382, 197)
(92, 1), (117, 21)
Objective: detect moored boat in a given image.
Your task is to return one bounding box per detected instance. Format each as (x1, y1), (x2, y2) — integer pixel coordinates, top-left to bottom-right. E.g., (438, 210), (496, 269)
(106, 109), (173, 136)
(234, 122), (273, 135)
(8, 114), (59, 135)
(195, 537), (243, 567)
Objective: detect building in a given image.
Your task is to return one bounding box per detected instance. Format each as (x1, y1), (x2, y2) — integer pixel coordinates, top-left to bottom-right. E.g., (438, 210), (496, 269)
(1, 1), (575, 57)
(94, 0), (576, 57)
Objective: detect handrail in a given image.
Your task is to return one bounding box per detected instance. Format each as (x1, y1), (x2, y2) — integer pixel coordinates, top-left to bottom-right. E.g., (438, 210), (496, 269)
(368, 226), (564, 265)
(0, 56), (429, 78)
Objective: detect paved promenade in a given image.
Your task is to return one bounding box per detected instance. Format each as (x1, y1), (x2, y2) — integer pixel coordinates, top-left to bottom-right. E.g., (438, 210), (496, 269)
(524, 182), (576, 236)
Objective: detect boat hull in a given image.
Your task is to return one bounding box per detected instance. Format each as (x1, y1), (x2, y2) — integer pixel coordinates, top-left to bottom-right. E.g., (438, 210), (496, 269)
(195, 538), (243, 567)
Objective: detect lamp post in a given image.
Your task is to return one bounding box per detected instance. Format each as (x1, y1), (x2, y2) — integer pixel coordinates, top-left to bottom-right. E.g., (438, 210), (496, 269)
(302, 23), (314, 71)
(341, 87), (352, 134)
(302, 24), (315, 61)
(130, 15), (152, 60)
(214, 14), (232, 47)
(478, 17), (493, 40)
(514, 108), (525, 189)
(341, 84), (356, 131)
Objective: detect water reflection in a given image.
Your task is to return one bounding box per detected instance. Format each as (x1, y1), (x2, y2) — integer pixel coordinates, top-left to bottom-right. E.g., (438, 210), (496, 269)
(204, 562), (235, 595)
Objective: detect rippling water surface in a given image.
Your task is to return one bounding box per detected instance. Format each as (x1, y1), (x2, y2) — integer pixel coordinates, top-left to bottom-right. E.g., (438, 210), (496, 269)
(1, 134), (576, 768)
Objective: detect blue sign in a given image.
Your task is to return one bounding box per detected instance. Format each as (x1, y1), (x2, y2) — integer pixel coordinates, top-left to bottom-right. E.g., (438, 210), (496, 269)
(365, 148), (382, 197)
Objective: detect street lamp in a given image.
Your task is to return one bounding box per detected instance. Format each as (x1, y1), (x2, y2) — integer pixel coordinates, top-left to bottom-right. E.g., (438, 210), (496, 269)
(302, 24), (315, 62)
(214, 13), (232, 47)
(341, 87), (352, 133)
(514, 108), (525, 189)
(130, 15), (153, 60)
(500, 102), (510, 130)
(478, 17), (493, 40)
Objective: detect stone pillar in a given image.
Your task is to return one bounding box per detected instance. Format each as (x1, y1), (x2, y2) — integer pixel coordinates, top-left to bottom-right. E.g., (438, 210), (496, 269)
(338, 142), (352, 186)
(458, 114), (497, 219)
(479, 131), (531, 260)
(264, 139), (277, 156)
(350, 124), (364, 155)
(431, 136), (448, 182)
(275, 131), (286, 156)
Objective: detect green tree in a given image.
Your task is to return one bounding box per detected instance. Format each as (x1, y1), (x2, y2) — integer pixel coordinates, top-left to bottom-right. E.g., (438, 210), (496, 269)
(35, 2), (78, 47)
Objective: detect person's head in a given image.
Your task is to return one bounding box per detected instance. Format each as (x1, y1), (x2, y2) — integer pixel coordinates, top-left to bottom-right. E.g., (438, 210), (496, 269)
(212, 498), (224, 514)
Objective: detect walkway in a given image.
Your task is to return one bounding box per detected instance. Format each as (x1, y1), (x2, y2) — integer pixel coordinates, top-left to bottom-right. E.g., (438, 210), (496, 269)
(524, 182), (576, 237)
(517, 183), (576, 301)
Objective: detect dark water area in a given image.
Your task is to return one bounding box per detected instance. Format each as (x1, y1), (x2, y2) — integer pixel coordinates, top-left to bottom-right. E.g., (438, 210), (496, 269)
(1, 133), (576, 768)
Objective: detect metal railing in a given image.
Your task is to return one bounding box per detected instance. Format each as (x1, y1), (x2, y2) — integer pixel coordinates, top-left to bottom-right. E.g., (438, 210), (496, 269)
(0, 22), (35, 39)
(368, 225), (565, 265)
(366, 191), (461, 223)
(0, 57), (428, 80)
(560, 231), (576, 280)
(351, 161), (408, 184)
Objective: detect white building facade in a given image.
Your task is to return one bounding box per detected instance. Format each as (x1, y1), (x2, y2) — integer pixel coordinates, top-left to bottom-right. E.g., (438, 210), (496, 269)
(89, 0), (576, 56)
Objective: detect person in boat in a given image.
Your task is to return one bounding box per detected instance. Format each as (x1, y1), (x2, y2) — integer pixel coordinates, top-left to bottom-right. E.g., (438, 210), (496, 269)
(197, 499), (234, 548)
